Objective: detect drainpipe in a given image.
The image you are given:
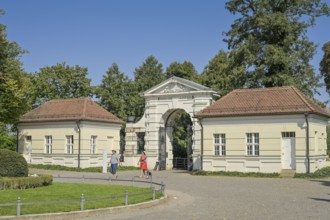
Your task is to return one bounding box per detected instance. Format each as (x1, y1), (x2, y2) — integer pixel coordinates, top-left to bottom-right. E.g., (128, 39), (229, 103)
(76, 120), (81, 169)
(197, 117), (204, 171)
(304, 113), (310, 174)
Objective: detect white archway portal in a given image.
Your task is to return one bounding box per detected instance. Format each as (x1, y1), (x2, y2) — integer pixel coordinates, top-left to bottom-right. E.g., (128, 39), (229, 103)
(124, 76), (217, 170)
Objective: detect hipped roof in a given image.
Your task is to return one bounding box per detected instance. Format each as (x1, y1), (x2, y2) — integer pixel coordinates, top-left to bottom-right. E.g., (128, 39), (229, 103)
(195, 86), (330, 118)
(18, 98), (124, 124)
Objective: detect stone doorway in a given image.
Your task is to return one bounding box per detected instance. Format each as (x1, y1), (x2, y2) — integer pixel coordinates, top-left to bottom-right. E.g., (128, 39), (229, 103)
(124, 76), (217, 170)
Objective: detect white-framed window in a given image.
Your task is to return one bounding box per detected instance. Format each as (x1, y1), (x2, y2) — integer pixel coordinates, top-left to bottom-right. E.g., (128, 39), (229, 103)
(66, 135), (74, 154)
(282, 132), (295, 138)
(247, 133), (259, 156)
(90, 136), (97, 154)
(45, 136), (52, 154)
(214, 134), (226, 156)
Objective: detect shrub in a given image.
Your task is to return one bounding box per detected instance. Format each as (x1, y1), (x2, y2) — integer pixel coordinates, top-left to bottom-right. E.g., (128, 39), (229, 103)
(294, 166), (330, 178)
(0, 174), (53, 190)
(0, 149), (28, 177)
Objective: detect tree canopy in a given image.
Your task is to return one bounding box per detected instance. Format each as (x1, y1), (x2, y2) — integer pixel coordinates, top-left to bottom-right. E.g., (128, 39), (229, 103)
(224, 0), (329, 96)
(95, 63), (135, 121)
(200, 50), (245, 97)
(31, 62), (93, 106)
(320, 41), (330, 96)
(133, 56), (165, 119)
(0, 10), (32, 124)
(165, 61), (199, 81)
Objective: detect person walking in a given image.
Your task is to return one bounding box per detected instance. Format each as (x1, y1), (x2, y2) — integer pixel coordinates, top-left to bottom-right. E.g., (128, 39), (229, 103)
(109, 150), (119, 179)
(137, 151), (150, 178)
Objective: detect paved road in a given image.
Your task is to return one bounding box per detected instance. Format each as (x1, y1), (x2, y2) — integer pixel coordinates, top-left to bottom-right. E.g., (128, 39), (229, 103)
(30, 169), (330, 220)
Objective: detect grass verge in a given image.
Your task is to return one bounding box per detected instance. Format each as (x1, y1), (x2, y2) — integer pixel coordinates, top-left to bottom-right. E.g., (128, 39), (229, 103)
(0, 182), (161, 216)
(28, 164), (139, 172)
(191, 170), (280, 178)
(294, 166), (330, 178)
(191, 166), (330, 179)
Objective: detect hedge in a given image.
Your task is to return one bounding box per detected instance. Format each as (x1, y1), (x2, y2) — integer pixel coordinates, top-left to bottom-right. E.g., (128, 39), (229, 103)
(0, 174), (53, 190)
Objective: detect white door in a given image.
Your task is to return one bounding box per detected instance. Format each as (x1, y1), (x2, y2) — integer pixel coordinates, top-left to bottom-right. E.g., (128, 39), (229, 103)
(281, 137), (296, 169)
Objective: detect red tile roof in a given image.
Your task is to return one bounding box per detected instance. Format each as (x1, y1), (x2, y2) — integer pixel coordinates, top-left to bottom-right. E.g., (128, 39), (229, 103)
(18, 98), (124, 124)
(195, 86), (330, 118)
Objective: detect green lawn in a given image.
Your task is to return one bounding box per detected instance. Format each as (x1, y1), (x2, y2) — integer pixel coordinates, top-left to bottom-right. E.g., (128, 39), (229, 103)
(28, 164), (139, 172)
(0, 182), (161, 216)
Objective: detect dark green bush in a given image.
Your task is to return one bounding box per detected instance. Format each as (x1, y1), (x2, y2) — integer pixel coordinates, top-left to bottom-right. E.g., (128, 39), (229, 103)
(0, 149), (28, 177)
(0, 174), (53, 190)
(294, 166), (330, 178)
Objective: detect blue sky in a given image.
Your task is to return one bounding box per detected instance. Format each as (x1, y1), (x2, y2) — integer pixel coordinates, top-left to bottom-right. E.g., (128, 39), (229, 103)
(1, 0), (330, 103)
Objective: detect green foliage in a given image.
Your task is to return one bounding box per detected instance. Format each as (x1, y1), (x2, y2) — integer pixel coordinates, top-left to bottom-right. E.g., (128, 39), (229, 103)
(165, 61), (199, 80)
(133, 56), (165, 119)
(320, 41), (330, 96)
(224, 0), (330, 96)
(0, 149), (28, 177)
(200, 50), (245, 97)
(0, 182), (161, 216)
(294, 166), (330, 178)
(172, 112), (193, 158)
(28, 164), (139, 172)
(0, 10), (32, 124)
(191, 170), (280, 178)
(31, 62), (93, 106)
(327, 127), (330, 156)
(0, 174), (53, 190)
(134, 55), (165, 92)
(95, 63), (135, 121)
(0, 123), (16, 151)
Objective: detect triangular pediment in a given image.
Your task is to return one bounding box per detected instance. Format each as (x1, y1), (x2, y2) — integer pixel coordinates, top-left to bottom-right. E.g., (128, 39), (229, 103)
(154, 81), (194, 94)
(143, 76), (215, 96)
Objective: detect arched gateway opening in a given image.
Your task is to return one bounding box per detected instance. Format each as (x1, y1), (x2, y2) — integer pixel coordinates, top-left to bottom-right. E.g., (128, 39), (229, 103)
(161, 109), (193, 170)
(124, 76), (217, 170)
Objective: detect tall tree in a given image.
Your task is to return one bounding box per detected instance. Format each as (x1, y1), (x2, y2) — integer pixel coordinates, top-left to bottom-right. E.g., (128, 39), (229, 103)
(134, 56), (165, 119)
(31, 62), (93, 106)
(134, 55), (165, 92)
(165, 61), (199, 80)
(200, 50), (245, 97)
(224, 0), (329, 97)
(95, 63), (133, 120)
(0, 9), (32, 124)
(320, 41), (330, 96)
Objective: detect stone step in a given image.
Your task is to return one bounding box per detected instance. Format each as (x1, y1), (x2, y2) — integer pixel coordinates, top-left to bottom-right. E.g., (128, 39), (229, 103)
(280, 169), (296, 178)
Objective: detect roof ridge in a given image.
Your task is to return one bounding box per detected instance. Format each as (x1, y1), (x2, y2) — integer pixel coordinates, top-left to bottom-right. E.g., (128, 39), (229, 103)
(49, 97), (87, 103)
(234, 86), (292, 93)
(290, 86), (314, 112)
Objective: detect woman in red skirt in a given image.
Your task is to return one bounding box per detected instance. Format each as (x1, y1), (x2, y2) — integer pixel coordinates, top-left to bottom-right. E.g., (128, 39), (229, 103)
(138, 151), (149, 178)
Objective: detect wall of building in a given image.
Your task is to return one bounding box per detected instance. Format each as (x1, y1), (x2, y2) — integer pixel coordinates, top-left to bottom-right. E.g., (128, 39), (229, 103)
(201, 114), (328, 173)
(17, 121), (122, 168)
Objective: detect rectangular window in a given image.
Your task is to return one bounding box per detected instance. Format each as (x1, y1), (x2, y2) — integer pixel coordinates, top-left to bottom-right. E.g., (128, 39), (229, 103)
(214, 134), (226, 156)
(282, 132), (295, 138)
(137, 132), (145, 154)
(90, 136), (97, 154)
(247, 133), (259, 156)
(66, 135), (74, 154)
(45, 136), (52, 154)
